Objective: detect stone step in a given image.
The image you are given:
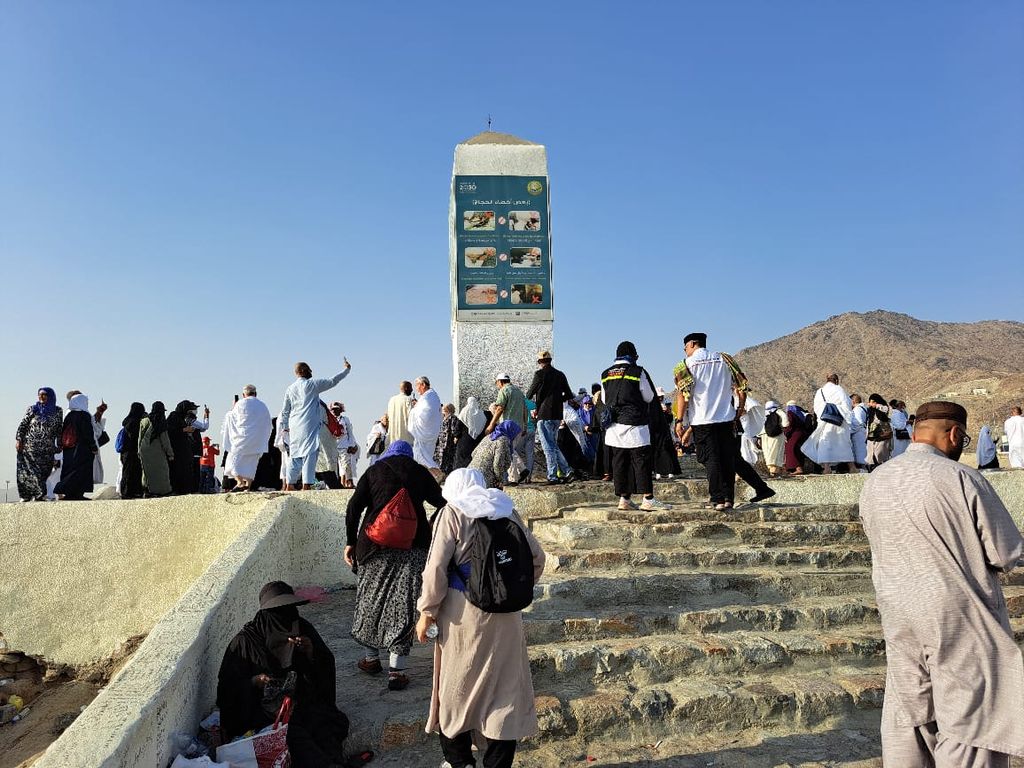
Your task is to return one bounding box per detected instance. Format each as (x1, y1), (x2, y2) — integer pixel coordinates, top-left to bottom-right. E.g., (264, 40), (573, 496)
(524, 596), (880, 644)
(528, 628), (887, 688)
(535, 568), (874, 611)
(532, 518), (867, 550)
(534, 664), (888, 744)
(561, 502), (861, 524)
(545, 544), (873, 573)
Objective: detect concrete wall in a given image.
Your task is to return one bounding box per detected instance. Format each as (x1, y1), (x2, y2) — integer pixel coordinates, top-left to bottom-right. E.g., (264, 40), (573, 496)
(760, 469), (1024, 527)
(32, 490), (354, 768)
(0, 493), (269, 667)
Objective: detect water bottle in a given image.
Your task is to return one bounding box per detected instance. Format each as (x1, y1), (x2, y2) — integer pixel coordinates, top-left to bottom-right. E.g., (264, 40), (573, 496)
(426, 623), (439, 640)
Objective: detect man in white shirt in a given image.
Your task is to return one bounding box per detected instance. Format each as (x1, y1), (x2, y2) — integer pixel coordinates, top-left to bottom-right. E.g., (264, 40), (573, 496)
(673, 332), (749, 511)
(386, 381), (414, 446)
(1005, 405), (1024, 468)
(801, 374), (856, 474)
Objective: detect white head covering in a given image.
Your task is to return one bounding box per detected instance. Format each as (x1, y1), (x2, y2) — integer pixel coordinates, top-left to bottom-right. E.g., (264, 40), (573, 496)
(69, 393), (89, 412)
(977, 425), (997, 467)
(458, 397), (487, 439)
(765, 400), (780, 413)
(443, 468), (514, 520)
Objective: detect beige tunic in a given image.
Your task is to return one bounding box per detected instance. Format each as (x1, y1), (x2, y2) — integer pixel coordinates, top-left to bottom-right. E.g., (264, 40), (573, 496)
(860, 443), (1024, 757)
(418, 505), (545, 740)
(759, 410), (788, 469)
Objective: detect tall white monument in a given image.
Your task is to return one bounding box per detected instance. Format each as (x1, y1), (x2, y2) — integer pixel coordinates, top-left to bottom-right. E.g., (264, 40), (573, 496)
(450, 131), (553, 409)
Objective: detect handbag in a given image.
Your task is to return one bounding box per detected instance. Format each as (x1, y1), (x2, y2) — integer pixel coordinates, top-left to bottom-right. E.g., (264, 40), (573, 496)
(365, 487), (418, 549)
(894, 428), (910, 441)
(368, 434), (386, 455)
(61, 423), (78, 449)
(215, 696), (291, 768)
(97, 430), (110, 447)
(817, 391), (845, 427)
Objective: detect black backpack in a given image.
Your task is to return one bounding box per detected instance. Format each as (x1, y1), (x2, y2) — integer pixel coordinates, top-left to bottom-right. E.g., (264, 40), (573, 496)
(458, 517), (536, 613)
(764, 411), (783, 437)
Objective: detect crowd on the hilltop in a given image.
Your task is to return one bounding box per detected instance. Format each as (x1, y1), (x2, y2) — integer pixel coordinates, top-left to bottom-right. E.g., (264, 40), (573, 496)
(14, 345), (1024, 504)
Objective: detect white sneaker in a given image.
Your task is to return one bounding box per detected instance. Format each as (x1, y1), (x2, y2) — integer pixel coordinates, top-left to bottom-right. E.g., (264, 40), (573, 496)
(640, 497), (671, 511)
(667, 474), (675, 479)
(618, 498), (638, 510)
(655, 473), (662, 480)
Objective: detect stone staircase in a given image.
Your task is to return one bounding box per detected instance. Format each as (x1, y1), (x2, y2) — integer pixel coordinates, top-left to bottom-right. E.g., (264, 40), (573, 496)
(513, 479), (1024, 765)
(326, 478), (1024, 767)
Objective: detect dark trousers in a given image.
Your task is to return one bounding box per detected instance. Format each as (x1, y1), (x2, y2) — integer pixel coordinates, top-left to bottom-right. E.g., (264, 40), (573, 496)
(733, 434), (771, 498)
(440, 730), (517, 768)
(692, 421), (736, 503)
(609, 444), (653, 498)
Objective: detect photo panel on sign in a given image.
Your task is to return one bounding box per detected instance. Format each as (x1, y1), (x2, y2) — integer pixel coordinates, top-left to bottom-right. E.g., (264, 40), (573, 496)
(510, 247), (543, 268)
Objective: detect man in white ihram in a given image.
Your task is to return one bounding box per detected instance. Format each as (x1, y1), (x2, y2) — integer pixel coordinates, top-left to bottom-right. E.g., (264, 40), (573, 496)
(801, 373), (855, 474)
(860, 400), (1024, 767)
(408, 376), (442, 471)
(280, 359), (351, 490)
(221, 384), (273, 492)
(1004, 405), (1024, 469)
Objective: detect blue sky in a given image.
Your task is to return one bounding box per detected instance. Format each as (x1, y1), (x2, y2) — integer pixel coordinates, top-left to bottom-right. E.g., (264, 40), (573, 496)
(2, 1), (1022, 490)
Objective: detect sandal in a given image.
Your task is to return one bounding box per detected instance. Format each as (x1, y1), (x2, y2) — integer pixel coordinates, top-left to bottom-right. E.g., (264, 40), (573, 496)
(387, 671), (409, 691)
(357, 657), (382, 675)
(345, 750), (375, 767)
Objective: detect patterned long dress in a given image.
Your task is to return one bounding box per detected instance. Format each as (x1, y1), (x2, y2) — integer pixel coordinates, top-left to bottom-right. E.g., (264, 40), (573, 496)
(16, 406), (63, 501)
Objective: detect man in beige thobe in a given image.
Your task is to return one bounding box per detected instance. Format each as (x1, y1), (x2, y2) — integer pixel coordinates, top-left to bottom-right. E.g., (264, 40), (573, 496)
(860, 400), (1024, 767)
(386, 381), (414, 446)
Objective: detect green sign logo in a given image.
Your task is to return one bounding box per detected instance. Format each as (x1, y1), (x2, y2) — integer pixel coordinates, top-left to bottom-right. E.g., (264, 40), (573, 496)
(526, 180), (544, 195)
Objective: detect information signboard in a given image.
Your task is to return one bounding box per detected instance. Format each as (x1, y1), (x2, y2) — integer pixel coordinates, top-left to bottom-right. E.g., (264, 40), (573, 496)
(453, 175), (552, 322)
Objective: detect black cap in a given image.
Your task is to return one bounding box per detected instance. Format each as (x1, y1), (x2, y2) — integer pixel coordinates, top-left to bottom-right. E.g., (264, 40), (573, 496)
(258, 581), (309, 611)
(683, 332), (707, 347)
(615, 340), (638, 358)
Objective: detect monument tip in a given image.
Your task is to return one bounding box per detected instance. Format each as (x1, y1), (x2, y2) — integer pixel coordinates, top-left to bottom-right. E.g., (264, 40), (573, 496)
(460, 130), (539, 146)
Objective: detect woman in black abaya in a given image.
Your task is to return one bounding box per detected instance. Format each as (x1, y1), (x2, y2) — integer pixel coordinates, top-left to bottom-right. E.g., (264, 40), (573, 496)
(217, 581), (352, 768)
(54, 393), (98, 500)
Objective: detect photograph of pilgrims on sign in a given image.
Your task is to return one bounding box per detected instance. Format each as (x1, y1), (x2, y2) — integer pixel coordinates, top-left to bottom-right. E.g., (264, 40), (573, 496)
(463, 210), (496, 230)
(510, 283), (544, 305)
(509, 247), (543, 268)
(508, 210), (541, 231)
(464, 247), (497, 268)
(465, 284), (498, 305)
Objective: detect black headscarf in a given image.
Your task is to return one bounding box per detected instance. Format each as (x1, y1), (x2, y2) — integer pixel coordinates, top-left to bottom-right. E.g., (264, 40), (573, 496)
(149, 401), (167, 437)
(122, 402), (146, 428)
(867, 394), (890, 425)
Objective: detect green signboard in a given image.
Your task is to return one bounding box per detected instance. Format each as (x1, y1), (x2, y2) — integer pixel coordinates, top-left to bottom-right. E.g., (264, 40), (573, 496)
(453, 175), (552, 322)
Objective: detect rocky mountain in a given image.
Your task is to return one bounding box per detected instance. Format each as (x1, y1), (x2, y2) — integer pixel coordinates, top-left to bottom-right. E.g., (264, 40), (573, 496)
(734, 310), (1024, 436)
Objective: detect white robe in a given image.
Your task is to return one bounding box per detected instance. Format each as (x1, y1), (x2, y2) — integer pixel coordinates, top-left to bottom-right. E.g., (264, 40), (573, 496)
(849, 404), (869, 466)
(222, 396), (273, 480)
(365, 421), (388, 467)
(279, 369), (349, 459)
(336, 414), (358, 479)
(1005, 415), (1024, 469)
(739, 397), (765, 466)
(274, 414), (290, 483)
(891, 409), (911, 457)
(409, 388), (442, 469)
(801, 383), (855, 465)
(92, 415), (106, 484)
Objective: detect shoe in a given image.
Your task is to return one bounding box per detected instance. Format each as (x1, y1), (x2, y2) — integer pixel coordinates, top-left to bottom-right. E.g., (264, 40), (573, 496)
(561, 472), (576, 484)
(357, 657), (382, 675)
(714, 502), (733, 511)
(504, 481), (519, 487)
(387, 672), (409, 691)
(640, 497), (671, 511)
(545, 479), (561, 486)
(601, 474), (612, 482)
(518, 469), (530, 483)
(666, 474), (675, 479)
(655, 473), (662, 480)
(749, 489), (776, 503)
(617, 498), (638, 510)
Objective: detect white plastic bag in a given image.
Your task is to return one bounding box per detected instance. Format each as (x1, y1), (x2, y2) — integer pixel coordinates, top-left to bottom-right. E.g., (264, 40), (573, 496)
(171, 756), (229, 768)
(215, 697), (291, 768)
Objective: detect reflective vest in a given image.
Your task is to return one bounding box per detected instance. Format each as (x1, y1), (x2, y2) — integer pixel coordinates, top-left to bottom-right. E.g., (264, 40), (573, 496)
(601, 362), (648, 426)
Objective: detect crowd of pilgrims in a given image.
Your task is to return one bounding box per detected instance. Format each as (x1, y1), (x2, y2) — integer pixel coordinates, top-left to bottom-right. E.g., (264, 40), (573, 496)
(12, 376), (1007, 505)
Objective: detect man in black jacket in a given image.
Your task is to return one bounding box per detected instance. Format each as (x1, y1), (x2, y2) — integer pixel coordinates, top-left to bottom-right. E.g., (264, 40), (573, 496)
(526, 350), (576, 485)
(601, 341), (670, 511)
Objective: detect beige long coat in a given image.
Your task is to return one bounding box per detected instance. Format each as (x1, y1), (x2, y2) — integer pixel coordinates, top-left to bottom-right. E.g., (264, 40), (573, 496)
(418, 505), (545, 740)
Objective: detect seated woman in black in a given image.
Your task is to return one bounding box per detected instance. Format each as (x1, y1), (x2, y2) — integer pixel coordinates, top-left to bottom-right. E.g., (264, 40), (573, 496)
(217, 581), (352, 768)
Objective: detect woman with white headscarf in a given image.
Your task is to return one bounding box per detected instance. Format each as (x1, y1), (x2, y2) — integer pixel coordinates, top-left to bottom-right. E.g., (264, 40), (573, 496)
(54, 393), (99, 500)
(416, 469), (545, 768)
(977, 425), (999, 470)
(758, 400), (788, 477)
(457, 397), (487, 439)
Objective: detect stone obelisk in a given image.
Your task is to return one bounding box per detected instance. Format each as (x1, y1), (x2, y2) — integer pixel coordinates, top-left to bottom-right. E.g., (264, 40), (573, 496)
(450, 131), (553, 409)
